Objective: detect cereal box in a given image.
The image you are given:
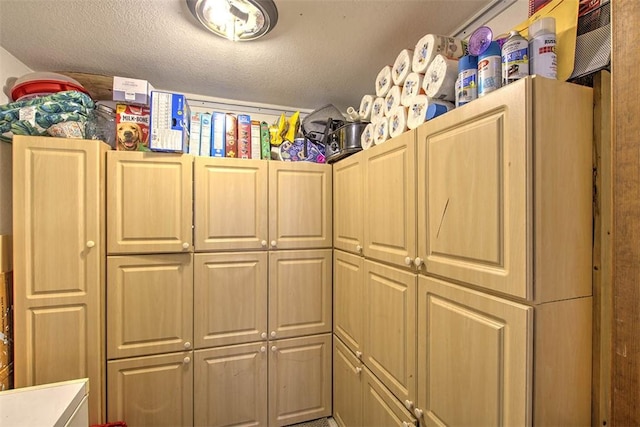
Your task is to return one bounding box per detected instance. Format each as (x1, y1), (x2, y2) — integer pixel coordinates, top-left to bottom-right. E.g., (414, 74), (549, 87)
(115, 104), (150, 151)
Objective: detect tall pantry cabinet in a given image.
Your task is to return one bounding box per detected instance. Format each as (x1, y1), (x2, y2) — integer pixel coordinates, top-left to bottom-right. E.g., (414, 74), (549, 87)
(12, 135), (110, 425)
(104, 154), (332, 427)
(332, 76), (594, 426)
(13, 140), (333, 426)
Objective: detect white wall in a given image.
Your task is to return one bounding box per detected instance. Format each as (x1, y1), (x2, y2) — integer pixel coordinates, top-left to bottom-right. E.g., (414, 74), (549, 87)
(0, 46), (32, 235)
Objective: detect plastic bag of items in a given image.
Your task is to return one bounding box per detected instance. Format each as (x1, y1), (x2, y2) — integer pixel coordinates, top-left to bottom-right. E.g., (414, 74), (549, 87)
(0, 90), (95, 143)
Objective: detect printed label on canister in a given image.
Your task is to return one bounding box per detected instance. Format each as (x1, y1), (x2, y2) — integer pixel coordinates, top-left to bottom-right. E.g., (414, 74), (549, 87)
(502, 32), (529, 84)
(530, 35), (557, 79)
(478, 55), (501, 96)
(457, 69), (477, 106)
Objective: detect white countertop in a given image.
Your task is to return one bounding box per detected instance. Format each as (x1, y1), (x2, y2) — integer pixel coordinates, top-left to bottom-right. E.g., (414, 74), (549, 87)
(0, 378), (89, 427)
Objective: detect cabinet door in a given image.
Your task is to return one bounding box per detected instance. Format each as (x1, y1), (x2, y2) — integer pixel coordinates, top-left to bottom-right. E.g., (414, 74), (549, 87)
(107, 151), (193, 254)
(269, 334), (332, 426)
(269, 250), (332, 340)
(364, 131), (416, 268)
(193, 252), (267, 348)
(194, 343), (267, 427)
(333, 250), (364, 357)
(363, 368), (417, 427)
(364, 260), (416, 406)
(416, 78), (528, 298)
(12, 136), (108, 425)
(107, 254), (193, 359)
(194, 157), (268, 251)
(416, 275), (532, 427)
(333, 336), (363, 427)
(268, 162), (332, 250)
(107, 352), (193, 427)
(333, 152), (364, 255)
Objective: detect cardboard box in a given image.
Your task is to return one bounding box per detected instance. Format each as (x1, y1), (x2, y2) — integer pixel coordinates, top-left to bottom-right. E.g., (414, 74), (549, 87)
(0, 363), (13, 391)
(199, 112), (212, 157)
(115, 104), (150, 151)
(0, 235), (11, 273)
(260, 121), (270, 160)
(211, 112), (226, 157)
(188, 112), (201, 156)
(149, 91), (190, 153)
(237, 114), (251, 159)
(225, 114), (237, 158)
(1, 272), (12, 370)
(113, 76), (154, 106)
(251, 121), (261, 159)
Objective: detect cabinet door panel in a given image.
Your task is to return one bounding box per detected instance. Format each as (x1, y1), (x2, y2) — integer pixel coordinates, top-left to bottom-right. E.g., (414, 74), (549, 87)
(12, 136), (107, 425)
(107, 151), (193, 254)
(363, 260), (416, 405)
(416, 79), (528, 299)
(194, 157), (268, 251)
(363, 368), (416, 427)
(364, 131), (416, 268)
(107, 254), (193, 359)
(194, 343), (267, 427)
(333, 250), (364, 357)
(107, 352), (193, 427)
(417, 275), (532, 427)
(269, 162), (332, 249)
(333, 152), (364, 254)
(194, 252), (267, 348)
(269, 334), (332, 426)
(333, 336), (363, 427)
(269, 250), (332, 339)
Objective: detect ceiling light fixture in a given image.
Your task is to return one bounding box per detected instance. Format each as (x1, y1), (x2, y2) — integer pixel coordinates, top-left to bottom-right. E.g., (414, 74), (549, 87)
(186, 0), (278, 42)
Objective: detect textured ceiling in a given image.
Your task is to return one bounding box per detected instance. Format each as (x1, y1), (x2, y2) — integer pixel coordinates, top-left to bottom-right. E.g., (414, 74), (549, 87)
(0, 0), (497, 112)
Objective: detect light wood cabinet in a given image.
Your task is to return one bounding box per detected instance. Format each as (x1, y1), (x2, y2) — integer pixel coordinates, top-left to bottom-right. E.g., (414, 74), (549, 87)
(363, 259), (416, 406)
(364, 130), (416, 269)
(333, 250), (364, 358)
(106, 254), (193, 359)
(107, 351), (193, 427)
(268, 161), (332, 250)
(12, 135), (108, 425)
(332, 76), (594, 427)
(268, 249), (332, 340)
(194, 343), (268, 427)
(416, 76), (593, 303)
(416, 275), (532, 426)
(333, 336), (363, 427)
(269, 334), (332, 426)
(333, 151), (364, 255)
(194, 157), (269, 252)
(363, 367), (416, 427)
(193, 251), (268, 349)
(106, 151), (193, 254)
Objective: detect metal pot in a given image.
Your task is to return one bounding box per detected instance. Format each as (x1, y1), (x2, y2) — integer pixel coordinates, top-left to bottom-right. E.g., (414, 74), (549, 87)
(325, 121), (368, 163)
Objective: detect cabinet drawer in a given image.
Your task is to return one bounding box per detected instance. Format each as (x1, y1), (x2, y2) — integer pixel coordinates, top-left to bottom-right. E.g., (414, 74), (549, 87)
(107, 254), (193, 359)
(363, 367), (417, 427)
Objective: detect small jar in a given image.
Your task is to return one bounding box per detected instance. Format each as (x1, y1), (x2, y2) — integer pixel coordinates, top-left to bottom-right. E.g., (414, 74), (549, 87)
(86, 104), (116, 148)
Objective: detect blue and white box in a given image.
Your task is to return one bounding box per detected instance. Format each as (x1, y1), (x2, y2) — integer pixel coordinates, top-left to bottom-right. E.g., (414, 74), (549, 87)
(149, 91), (190, 153)
(211, 112), (226, 157)
(199, 112), (212, 157)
